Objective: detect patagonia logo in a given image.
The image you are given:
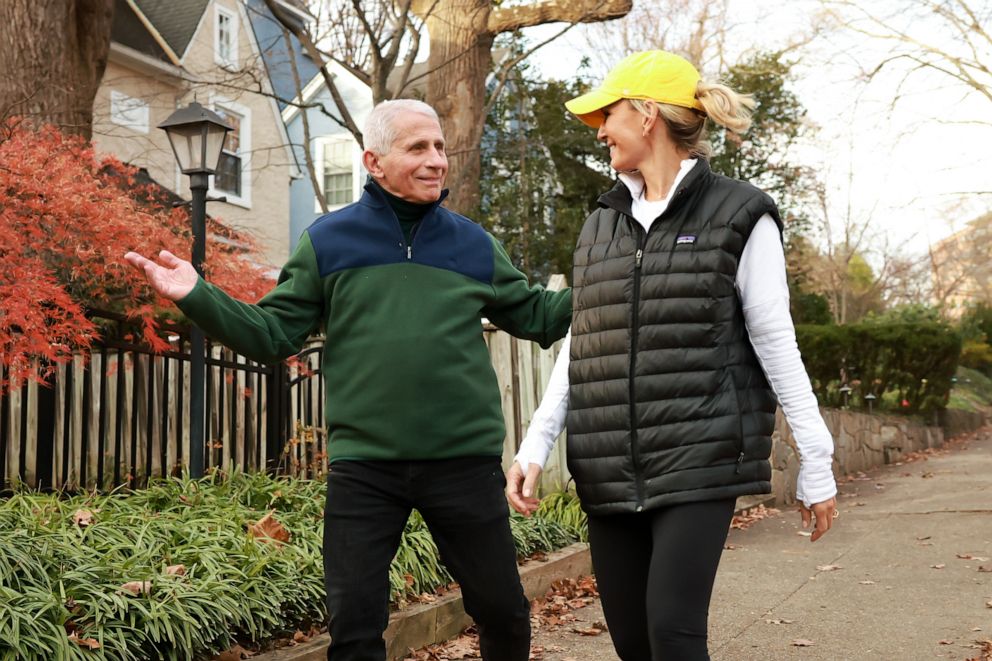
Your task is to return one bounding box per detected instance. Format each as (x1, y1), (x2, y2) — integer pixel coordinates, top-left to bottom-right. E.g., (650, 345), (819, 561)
(675, 235), (696, 245)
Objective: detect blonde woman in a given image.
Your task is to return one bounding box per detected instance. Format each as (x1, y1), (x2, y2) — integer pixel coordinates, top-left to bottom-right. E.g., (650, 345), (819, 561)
(506, 51), (838, 660)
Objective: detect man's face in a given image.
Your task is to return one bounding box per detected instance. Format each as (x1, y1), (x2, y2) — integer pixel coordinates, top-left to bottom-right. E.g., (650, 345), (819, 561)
(365, 112), (448, 203)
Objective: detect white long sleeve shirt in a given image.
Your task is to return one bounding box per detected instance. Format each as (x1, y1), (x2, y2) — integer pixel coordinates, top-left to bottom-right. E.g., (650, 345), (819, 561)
(514, 161), (837, 508)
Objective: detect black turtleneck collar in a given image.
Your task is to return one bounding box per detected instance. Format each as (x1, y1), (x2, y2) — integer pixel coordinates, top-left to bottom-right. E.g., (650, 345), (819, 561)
(367, 178), (434, 224)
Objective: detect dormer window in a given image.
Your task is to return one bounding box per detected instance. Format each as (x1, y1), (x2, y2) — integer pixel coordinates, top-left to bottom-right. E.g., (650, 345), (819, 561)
(215, 5), (238, 68)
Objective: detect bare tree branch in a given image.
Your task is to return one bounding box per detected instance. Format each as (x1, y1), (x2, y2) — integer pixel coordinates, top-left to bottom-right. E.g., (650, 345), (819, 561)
(487, 0), (632, 34)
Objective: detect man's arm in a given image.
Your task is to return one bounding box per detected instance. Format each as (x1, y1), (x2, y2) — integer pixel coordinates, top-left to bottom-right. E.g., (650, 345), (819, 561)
(482, 236), (571, 348)
(125, 233), (325, 364)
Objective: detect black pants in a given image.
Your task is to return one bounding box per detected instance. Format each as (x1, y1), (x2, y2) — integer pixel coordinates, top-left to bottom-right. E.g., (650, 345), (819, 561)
(322, 456), (531, 661)
(587, 498), (737, 661)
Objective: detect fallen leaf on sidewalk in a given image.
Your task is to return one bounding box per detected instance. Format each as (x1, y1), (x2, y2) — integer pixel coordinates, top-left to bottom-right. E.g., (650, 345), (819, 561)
(859, 580), (876, 585)
(979, 566), (992, 573)
(816, 564), (843, 572)
(791, 638), (815, 647)
(730, 505), (780, 530)
(938, 639), (953, 645)
(572, 626), (603, 636)
(930, 564), (946, 569)
(766, 618), (794, 625)
(917, 535), (932, 541)
(986, 600), (992, 608)
(959, 554), (990, 562)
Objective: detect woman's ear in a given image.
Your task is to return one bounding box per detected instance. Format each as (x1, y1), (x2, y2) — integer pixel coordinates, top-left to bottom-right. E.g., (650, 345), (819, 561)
(641, 101), (660, 137)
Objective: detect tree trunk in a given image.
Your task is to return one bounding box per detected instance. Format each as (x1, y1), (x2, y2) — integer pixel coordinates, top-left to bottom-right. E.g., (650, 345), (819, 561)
(0, 0), (114, 139)
(420, 0), (493, 217)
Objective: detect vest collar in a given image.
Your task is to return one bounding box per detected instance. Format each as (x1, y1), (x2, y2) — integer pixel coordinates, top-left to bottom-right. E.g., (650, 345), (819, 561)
(598, 158), (711, 219)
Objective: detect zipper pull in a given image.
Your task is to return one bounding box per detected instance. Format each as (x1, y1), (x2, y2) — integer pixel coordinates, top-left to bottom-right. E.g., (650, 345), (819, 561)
(735, 452), (745, 474)
(635, 248), (643, 268)
(407, 245), (412, 259)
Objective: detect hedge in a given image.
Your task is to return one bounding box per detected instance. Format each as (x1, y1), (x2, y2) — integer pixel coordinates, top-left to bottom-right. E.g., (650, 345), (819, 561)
(796, 322), (962, 414)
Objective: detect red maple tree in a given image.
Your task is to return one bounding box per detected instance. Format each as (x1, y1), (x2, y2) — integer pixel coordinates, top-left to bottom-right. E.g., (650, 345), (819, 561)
(0, 120), (272, 393)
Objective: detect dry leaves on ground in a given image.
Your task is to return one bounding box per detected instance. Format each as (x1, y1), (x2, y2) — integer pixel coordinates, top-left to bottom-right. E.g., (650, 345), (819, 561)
(72, 509), (95, 527)
(119, 581), (152, 596)
(402, 631), (480, 660)
(533, 576), (599, 630)
(731, 505), (780, 530)
(248, 510), (290, 546)
(211, 644), (254, 661)
(816, 564), (843, 572)
(67, 632), (101, 649)
(791, 638), (815, 647)
(959, 554), (991, 562)
(965, 638), (992, 661)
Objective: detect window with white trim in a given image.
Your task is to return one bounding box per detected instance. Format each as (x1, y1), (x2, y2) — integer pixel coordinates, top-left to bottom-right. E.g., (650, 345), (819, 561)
(213, 104), (244, 197)
(323, 140), (353, 206)
(315, 137), (361, 210)
(110, 91), (149, 133)
(215, 5), (238, 67)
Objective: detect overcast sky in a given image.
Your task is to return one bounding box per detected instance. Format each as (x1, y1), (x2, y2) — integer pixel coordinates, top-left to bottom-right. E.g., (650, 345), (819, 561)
(518, 0), (992, 259)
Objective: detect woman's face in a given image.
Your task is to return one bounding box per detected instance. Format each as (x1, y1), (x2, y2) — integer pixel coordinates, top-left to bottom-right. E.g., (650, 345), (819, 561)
(596, 100), (651, 172)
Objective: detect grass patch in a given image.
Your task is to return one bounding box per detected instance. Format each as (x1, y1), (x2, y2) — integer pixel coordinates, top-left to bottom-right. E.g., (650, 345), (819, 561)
(0, 471), (579, 660)
(947, 366), (992, 414)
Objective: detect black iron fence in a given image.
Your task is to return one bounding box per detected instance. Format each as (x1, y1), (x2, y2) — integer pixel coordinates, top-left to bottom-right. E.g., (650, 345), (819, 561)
(0, 310), (325, 492)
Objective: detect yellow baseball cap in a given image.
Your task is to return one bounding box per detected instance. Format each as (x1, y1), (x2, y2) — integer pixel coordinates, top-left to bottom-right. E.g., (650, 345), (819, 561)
(565, 50), (705, 127)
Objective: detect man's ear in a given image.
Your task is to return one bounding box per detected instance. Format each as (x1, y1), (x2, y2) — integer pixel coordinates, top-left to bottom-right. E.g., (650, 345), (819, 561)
(362, 150), (383, 179)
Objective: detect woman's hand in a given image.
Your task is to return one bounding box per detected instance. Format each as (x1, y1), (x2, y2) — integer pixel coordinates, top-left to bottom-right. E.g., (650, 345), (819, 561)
(800, 496), (837, 542)
(124, 250), (198, 301)
(506, 461), (542, 516)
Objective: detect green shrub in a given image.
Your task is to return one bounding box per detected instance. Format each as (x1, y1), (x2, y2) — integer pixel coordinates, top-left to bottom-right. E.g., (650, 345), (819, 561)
(0, 471), (580, 660)
(796, 321), (962, 413)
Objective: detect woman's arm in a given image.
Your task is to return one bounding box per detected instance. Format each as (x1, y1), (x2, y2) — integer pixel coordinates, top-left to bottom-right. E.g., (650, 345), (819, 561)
(738, 217), (838, 512)
(506, 331), (571, 514)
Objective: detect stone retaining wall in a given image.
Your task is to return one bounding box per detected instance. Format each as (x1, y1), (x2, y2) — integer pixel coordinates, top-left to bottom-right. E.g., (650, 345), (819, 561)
(769, 408), (988, 506)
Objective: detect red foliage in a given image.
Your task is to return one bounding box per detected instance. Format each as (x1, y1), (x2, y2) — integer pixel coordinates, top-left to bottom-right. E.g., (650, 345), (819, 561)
(0, 121), (272, 393)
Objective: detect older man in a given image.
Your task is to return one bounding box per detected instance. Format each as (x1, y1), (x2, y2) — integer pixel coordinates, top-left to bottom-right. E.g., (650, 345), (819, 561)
(125, 99), (570, 661)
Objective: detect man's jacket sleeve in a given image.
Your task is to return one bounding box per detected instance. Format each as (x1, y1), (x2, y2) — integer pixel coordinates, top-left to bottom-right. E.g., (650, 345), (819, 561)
(483, 235), (571, 349)
(175, 232), (324, 364)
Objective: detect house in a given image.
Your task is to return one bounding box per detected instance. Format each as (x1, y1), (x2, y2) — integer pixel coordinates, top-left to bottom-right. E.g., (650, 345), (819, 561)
(246, 4), (373, 250)
(91, 0), (309, 267)
(930, 211), (992, 315)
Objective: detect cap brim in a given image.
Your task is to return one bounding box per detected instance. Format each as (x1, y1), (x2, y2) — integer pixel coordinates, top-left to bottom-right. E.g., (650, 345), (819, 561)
(565, 89), (621, 128)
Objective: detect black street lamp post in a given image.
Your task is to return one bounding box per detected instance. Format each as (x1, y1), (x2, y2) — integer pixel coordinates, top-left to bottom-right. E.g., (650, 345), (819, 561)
(158, 102), (232, 479)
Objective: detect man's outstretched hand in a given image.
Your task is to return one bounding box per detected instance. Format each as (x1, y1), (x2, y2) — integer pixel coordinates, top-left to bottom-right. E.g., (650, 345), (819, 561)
(124, 250), (198, 302)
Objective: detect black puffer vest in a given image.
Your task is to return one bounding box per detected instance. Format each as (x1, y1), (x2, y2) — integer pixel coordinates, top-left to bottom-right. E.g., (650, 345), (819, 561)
(566, 160), (783, 515)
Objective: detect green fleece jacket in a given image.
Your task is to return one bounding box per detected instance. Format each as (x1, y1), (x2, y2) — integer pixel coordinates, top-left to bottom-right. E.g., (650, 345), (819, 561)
(177, 183), (571, 461)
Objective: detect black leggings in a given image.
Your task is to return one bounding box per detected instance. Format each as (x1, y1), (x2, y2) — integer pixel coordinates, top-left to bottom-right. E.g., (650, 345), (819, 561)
(587, 498), (737, 661)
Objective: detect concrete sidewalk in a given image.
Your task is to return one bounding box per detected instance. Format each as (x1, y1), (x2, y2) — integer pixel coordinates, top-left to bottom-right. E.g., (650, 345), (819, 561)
(527, 428), (992, 660)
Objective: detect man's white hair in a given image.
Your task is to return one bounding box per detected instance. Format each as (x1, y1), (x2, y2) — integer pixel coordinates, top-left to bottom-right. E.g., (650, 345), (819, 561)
(363, 99), (440, 155)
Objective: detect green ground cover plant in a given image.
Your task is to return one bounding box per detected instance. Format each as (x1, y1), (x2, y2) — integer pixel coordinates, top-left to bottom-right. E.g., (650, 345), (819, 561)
(0, 471), (579, 660)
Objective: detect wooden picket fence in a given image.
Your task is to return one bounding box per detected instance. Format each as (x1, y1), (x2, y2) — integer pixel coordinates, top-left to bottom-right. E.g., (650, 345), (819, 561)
(1, 277), (570, 492)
